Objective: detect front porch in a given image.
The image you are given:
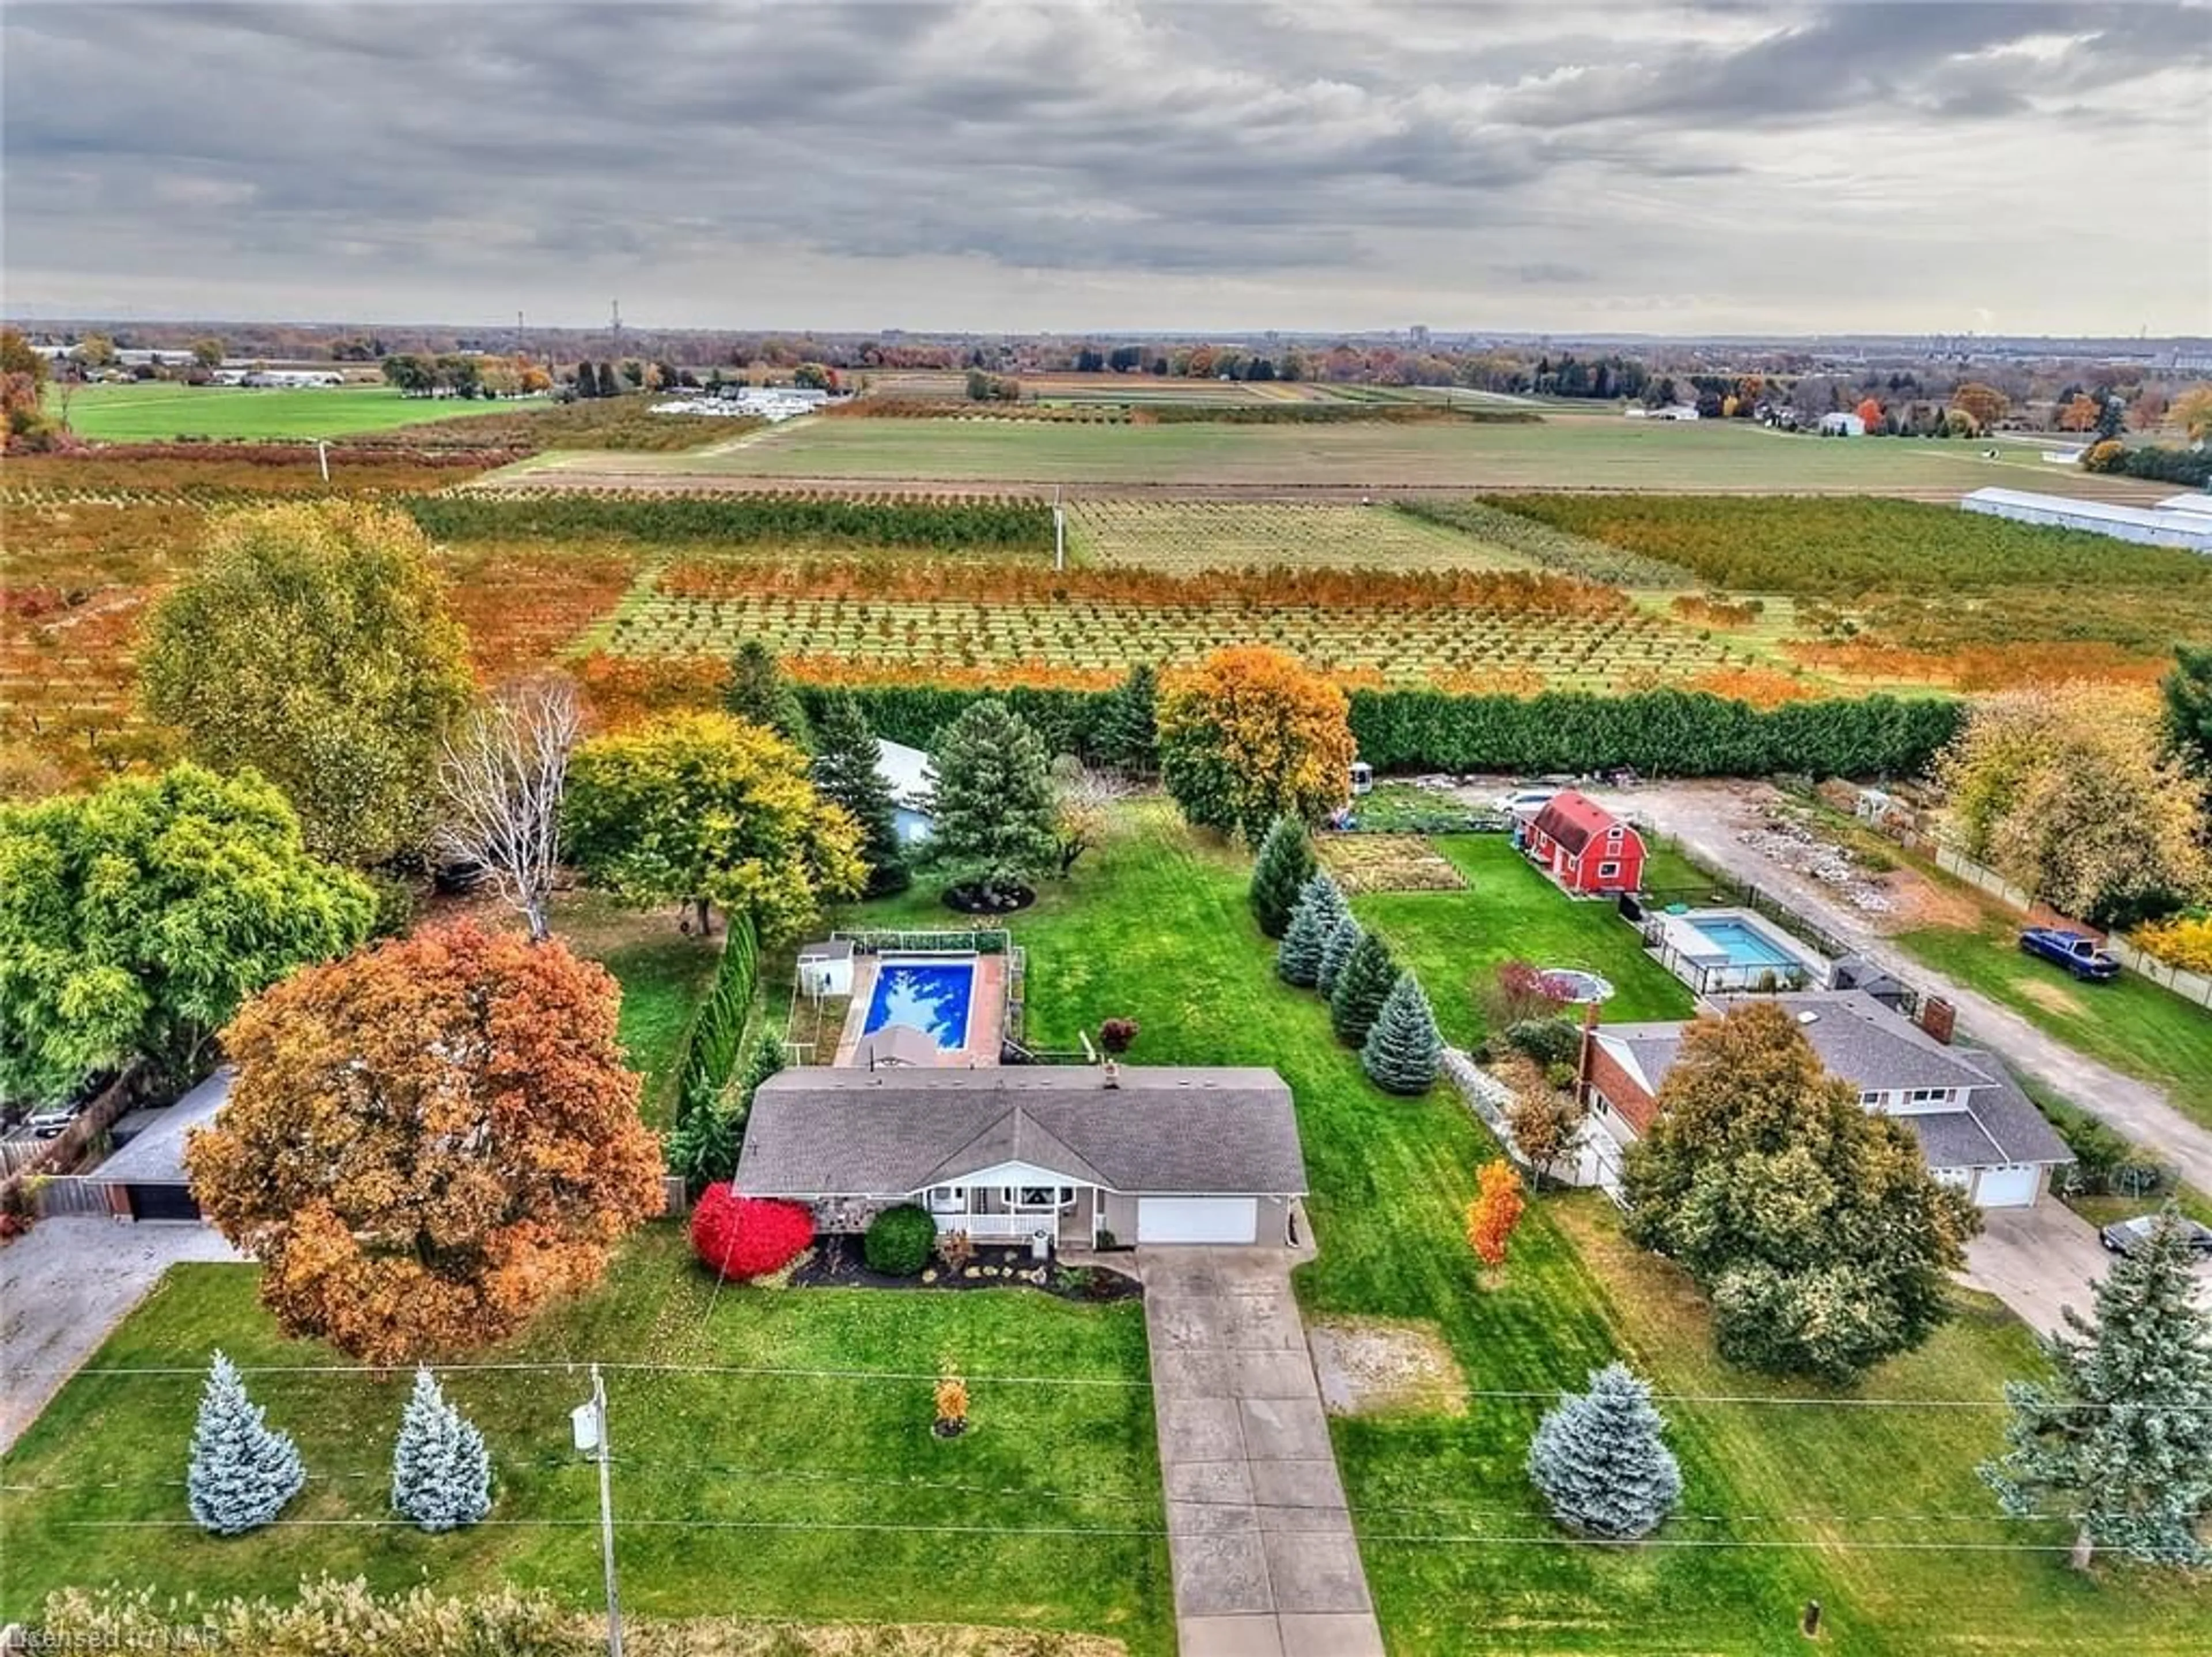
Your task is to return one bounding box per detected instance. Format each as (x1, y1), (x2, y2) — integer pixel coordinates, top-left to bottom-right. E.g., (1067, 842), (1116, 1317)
(925, 1180), (1098, 1250)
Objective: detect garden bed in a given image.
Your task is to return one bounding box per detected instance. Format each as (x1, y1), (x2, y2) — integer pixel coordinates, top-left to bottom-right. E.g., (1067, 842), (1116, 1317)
(793, 1236), (1141, 1302)
(1318, 834), (1469, 894)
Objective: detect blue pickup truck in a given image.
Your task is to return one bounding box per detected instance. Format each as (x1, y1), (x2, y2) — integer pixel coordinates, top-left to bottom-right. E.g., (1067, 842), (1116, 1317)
(2017, 927), (2121, 983)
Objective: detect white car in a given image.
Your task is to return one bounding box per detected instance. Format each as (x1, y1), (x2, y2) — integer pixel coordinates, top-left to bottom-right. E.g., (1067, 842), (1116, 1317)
(1494, 788), (1559, 818)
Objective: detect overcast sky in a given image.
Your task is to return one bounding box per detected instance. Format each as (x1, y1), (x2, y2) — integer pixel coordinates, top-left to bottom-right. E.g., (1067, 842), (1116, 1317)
(6, 0), (2209, 336)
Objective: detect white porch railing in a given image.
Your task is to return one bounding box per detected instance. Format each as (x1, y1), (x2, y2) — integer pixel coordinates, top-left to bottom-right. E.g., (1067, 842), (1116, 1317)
(933, 1212), (1058, 1242)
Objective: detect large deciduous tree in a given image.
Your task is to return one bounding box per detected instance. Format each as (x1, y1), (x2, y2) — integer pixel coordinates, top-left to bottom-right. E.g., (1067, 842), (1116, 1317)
(1, 327), (54, 451)
(1938, 683), (2208, 926)
(1981, 1209), (2212, 1569)
(924, 698), (1059, 906)
(0, 765), (374, 1102)
(563, 711), (865, 940)
(139, 502), (475, 866)
(185, 921), (665, 1363)
(1622, 1002), (1979, 1384)
(1157, 646), (1355, 844)
(810, 690), (910, 897)
(1949, 381), (2009, 433)
(435, 675), (580, 943)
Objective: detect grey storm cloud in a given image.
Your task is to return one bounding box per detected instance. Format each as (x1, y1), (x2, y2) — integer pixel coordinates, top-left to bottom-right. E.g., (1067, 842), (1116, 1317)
(3, 0), (2209, 332)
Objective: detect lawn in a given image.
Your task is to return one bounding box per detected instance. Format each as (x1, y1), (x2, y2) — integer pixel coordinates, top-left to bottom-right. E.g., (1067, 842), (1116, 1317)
(852, 804), (2211, 1654)
(561, 892), (724, 1129)
(1896, 914), (2212, 1133)
(498, 414), (2113, 494)
(49, 383), (548, 442)
(0, 1231), (1169, 1648)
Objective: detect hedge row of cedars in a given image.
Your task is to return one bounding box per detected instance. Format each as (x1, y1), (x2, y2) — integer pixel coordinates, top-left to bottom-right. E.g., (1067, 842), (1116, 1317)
(795, 683), (1964, 781)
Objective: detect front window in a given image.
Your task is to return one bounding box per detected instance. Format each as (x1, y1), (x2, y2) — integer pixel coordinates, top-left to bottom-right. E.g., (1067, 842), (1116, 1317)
(1597, 861), (1620, 879)
(1015, 1185), (1075, 1210)
(927, 1186), (967, 1215)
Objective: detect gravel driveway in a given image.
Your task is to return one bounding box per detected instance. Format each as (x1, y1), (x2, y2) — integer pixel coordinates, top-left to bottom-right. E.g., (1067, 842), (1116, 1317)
(0, 1218), (243, 1452)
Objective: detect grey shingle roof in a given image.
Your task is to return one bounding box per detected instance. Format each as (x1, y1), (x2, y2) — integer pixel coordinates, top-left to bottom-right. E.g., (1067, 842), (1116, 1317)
(1706, 991), (1997, 1094)
(737, 1065), (1307, 1198)
(1953, 1065), (2074, 1167)
(1899, 1111), (2008, 1170)
(90, 1069), (231, 1185)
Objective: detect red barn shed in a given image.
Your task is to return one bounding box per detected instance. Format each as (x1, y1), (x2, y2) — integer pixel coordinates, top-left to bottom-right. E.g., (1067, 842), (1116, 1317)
(1524, 791), (1645, 895)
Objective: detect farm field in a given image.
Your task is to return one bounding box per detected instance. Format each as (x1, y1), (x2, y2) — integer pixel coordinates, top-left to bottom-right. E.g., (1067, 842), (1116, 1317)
(493, 413), (2172, 498)
(1067, 500), (1541, 572)
(44, 383), (547, 442)
(844, 805), (2211, 1656)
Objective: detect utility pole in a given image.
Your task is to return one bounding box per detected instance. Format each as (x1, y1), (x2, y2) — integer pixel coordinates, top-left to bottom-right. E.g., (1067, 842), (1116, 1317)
(573, 1365), (625, 1657)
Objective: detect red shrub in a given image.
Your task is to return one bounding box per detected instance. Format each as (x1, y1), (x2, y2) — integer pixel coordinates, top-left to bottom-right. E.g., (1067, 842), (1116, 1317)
(689, 1189), (814, 1279)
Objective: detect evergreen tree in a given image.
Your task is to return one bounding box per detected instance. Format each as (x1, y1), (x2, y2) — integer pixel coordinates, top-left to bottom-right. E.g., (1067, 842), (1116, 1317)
(1329, 932), (1398, 1048)
(1097, 663), (1160, 775)
(391, 1367), (493, 1533)
(1528, 1363), (1682, 1540)
(1981, 1209), (2212, 1568)
(724, 640), (813, 751)
(1361, 971), (1442, 1094)
(186, 1352), (306, 1536)
(810, 690), (908, 896)
(2163, 644), (2212, 778)
(597, 362), (618, 399)
(1276, 873), (1347, 988)
(926, 698), (1058, 905)
(1315, 913), (1363, 997)
(1249, 816), (1317, 939)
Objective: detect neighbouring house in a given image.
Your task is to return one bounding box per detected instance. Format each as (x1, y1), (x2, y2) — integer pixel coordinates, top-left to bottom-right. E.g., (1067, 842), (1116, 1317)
(1578, 990), (2073, 1208)
(1522, 790), (1646, 896)
(65, 1068), (232, 1222)
(875, 737), (936, 846)
(734, 1063), (1308, 1247)
(1816, 411), (1866, 437)
(1962, 487), (2212, 553)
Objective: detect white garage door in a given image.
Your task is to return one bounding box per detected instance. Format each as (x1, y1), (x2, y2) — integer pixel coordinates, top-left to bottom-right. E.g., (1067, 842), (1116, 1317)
(1974, 1165), (2040, 1208)
(1137, 1197), (1257, 1244)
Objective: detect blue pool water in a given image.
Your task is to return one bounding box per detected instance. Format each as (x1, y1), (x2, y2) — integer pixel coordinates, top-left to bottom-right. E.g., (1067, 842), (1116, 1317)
(863, 959), (976, 1050)
(1685, 917), (1800, 969)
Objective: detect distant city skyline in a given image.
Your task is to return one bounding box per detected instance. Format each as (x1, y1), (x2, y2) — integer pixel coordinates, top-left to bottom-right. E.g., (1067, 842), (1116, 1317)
(7, 1), (2209, 337)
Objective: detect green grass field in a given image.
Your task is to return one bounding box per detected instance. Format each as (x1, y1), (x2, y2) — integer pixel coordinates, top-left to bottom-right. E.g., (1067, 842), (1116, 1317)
(501, 413), (2152, 496)
(0, 1234), (1169, 1648)
(49, 383), (544, 442)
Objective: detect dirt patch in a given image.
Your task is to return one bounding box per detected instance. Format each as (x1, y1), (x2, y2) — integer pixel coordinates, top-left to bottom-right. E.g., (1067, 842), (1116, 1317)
(2016, 977), (2086, 1017)
(1319, 834), (1469, 893)
(1308, 1316), (1468, 1416)
(625, 1620), (1127, 1656)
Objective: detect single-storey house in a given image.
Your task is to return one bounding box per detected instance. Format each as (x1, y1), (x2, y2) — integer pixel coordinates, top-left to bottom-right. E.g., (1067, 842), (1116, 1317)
(1578, 990), (2073, 1208)
(875, 738), (936, 846)
(1523, 790), (1646, 896)
(735, 1063), (1308, 1247)
(78, 1068), (232, 1221)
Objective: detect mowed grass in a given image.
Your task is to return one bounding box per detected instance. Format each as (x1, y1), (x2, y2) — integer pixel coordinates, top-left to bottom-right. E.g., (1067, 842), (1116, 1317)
(562, 892), (724, 1129)
(856, 805), (2210, 1654)
(1067, 500), (1540, 572)
(1896, 914), (2212, 1132)
(50, 383), (548, 442)
(0, 1231), (1170, 1648)
(513, 414), (2142, 495)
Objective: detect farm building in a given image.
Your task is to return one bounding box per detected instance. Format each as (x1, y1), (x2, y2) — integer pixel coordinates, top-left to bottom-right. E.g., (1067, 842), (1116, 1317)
(1521, 790), (1645, 896)
(1816, 412), (1865, 437)
(1961, 487), (2212, 552)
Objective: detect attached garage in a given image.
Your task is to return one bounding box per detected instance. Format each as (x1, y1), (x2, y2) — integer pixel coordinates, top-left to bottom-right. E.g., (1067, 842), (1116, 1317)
(124, 1183), (202, 1222)
(1137, 1196), (1257, 1245)
(1972, 1164), (2041, 1208)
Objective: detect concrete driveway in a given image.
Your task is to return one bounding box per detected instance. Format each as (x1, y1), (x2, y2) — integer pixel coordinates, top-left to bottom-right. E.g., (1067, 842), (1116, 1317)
(1139, 1248), (1383, 1657)
(1962, 1203), (2210, 1337)
(0, 1217), (243, 1452)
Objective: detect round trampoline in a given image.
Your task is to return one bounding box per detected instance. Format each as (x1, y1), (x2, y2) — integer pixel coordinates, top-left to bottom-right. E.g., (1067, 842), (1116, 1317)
(1540, 967), (1615, 1004)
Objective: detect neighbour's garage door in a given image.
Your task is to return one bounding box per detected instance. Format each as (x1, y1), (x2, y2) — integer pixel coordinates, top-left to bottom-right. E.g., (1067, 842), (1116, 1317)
(126, 1183), (201, 1222)
(1973, 1165), (2040, 1208)
(1137, 1197), (1257, 1244)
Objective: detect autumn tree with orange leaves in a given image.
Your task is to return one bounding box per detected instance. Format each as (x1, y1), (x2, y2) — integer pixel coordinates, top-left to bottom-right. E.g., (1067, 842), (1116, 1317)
(1466, 1159), (1527, 1269)
(1157, 645), (1355, 843)
(187, 921), (664, 1364)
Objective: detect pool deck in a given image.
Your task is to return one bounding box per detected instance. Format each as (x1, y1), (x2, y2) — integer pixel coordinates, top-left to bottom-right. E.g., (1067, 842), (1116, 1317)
(832, 952), (1006, 1067)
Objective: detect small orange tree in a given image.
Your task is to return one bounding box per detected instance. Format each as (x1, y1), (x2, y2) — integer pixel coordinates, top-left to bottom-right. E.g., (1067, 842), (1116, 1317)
(1156, 645), (1355, 843)
(187, 920), (665, 1363)
(1466, 1159), (1527, 1268)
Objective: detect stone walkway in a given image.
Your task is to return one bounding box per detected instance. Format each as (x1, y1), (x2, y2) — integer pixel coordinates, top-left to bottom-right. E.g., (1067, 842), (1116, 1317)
(1139, 1248), (1383, 1657)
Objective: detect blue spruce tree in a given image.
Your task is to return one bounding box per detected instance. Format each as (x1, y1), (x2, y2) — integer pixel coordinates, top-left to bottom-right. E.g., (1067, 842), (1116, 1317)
(1277, 873), (1348, 988)
(186, 1351), (305, 1536)
(391, 1367), (494, 1533)
(1528, 1362), (1681, 1539)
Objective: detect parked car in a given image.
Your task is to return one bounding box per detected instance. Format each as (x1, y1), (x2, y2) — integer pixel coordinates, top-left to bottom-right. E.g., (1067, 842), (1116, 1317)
(1494, 787), (1559, 818)
(2017, 927), (2120, 982)
(2100, 1214), (2212, 1258)
(26, 1100), (86, 1138)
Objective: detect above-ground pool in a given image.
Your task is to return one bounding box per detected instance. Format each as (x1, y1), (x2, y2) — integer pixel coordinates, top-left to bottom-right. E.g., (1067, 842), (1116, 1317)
(863, 958), (977, 1051)
(1539, 968), (1615, 1004)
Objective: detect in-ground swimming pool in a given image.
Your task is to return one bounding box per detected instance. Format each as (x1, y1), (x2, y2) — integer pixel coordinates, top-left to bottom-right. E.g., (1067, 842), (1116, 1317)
(1683, 917), (1802, 971)
(863, 958), (977, 1051)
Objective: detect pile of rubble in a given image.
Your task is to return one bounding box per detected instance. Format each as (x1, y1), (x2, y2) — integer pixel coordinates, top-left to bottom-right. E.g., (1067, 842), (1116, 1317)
(1736, 809), (1895, 914)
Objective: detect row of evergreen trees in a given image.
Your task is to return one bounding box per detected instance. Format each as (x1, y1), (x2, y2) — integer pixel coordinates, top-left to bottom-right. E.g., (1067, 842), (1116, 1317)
(188, 1355), (490, 1537)
(1252, 819), (1441, 1094)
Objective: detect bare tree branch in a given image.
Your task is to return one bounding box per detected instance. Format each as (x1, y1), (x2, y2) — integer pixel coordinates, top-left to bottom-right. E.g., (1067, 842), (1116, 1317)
(435, 674), (580, 941)
(1051, 758), (1136, 877)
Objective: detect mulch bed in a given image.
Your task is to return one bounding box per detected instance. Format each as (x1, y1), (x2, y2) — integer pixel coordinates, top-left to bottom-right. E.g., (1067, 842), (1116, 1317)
(792, 1237), (1142, 1303)
(942, 883), (1037, 914)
